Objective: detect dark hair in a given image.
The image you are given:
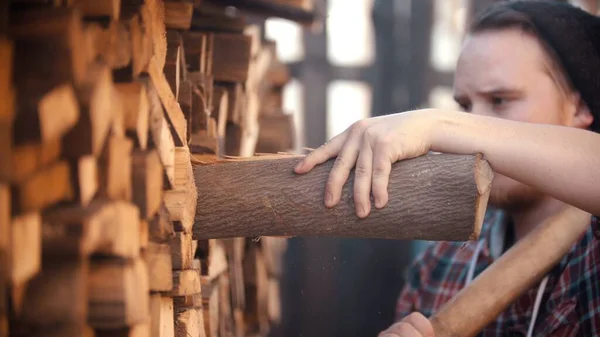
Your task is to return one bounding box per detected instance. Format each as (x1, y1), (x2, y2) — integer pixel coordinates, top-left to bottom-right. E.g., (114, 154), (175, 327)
(466, 1), (600, 132)
(468, 3), (574, 94)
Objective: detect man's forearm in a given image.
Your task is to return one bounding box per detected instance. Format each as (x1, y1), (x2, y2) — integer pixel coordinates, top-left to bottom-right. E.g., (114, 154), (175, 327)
(432, 110), (600, 215)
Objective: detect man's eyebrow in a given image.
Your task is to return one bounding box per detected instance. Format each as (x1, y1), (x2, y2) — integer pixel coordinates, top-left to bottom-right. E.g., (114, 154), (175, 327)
(475, 87), (523, 96)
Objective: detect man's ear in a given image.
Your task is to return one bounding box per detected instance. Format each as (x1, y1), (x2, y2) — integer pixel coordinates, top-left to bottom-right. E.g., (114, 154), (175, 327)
(570, 93), (593, 129)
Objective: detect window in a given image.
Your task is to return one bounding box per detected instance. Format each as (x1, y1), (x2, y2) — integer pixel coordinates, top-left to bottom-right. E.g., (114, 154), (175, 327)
(326, 0), (375, 67)
(327, 80), (372, 140)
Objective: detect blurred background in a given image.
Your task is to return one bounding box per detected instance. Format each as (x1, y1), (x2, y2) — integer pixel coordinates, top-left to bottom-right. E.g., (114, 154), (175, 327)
(263, 0), (599, 336)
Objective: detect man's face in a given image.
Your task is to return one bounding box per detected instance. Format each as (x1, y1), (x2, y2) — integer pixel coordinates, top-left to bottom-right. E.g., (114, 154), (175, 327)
(453, 28), (575, 210)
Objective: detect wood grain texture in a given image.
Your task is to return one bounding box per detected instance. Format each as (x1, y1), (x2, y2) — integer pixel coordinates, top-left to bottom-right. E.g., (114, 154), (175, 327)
(193, 153), (492, 241)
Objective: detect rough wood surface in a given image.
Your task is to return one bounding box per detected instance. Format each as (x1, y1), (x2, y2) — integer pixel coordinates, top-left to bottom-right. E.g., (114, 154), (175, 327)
(150, 295), (174, 337)
(88, 257), (150, 329)
(10, 213), (41, 285)
(131, 149), (163, 219)
(170, 232), (194, 270)
(171, 269), (201, 296)
(164, 1), (194, 30)
(193, 153), (493, 241)
(13, 160), (73, 213)
(145, 242), (173, 292)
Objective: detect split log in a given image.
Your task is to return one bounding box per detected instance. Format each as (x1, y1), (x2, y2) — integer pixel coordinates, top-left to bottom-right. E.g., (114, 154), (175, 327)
(10, 138), (61, 184)
(88, 257), (150, 329)
(12, 160), (73, 213)
(98, 136), (133, 202)
(193, 153), (493, 241)
(164, 157), (197, 233)
(16, 259), (89, 326)
(10, 213), (41, 286)
(170, 232), (194, 270)
(0, 185), (9, 277)
(131, 149), (163, 219)
(164, 1), (194, 30)
(174, 147), (192, 190)
(211, 33), (252, 83)
(171, 269), (201, 296)
(255, 113), (295, 154)
(42, 200), (141, 260)
(148, 204), (175, 242)
(70, 155), (98, 206)
(85, 21), (131, 69)
(13, 83), (79, 146)
(144, 77), (175, 188)
(173, 293), (203, 309)
(243, 245), (268, 335)
(10, 7), (90, 87)
(219, 273), (235, 337)
(196, 239), (228, 282)
(63, 65), (115, 158)
(165, 30), (183, 99)
(95, 323), (151, 337)
(175, 308), (205, 337)
(115, 82), (149, 149)
(150, 294), (175, 337)
(201, 278), (219, 337)
(75, 0), (121, 19)
(145, 242), (173, 292)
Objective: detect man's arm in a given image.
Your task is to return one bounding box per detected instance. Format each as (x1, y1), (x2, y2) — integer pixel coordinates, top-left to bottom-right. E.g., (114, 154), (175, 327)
(294, 109), (600, 217)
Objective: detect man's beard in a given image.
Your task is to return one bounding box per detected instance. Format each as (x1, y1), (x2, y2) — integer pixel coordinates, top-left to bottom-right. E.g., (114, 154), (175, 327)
(488, 175), (545, 212)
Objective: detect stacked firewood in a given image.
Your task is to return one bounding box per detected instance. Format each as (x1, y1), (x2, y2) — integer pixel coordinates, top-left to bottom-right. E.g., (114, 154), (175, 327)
(0, 0), (312, 337)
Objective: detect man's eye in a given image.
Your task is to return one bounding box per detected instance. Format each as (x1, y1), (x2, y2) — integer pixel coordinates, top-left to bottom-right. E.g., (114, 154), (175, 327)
(491, 97), (506, 106)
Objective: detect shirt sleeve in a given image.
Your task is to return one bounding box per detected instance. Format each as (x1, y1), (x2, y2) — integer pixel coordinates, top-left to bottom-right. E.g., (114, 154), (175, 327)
(394, 243), (435, 321)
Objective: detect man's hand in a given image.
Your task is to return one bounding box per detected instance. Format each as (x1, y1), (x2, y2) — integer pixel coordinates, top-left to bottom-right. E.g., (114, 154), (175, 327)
(378, 312), (434, 337)
(293, 110), (439, 218)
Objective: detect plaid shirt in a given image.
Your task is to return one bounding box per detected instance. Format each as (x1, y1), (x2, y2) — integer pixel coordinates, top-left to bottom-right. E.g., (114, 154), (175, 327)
(396, 209), (600, 336)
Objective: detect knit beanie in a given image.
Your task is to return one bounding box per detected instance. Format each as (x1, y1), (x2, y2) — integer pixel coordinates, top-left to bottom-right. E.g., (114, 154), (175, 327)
(477, 1), (600, 132)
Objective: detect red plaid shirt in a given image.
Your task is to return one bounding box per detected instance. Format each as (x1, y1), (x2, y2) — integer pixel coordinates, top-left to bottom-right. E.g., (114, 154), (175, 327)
(396, 209), (600, 336)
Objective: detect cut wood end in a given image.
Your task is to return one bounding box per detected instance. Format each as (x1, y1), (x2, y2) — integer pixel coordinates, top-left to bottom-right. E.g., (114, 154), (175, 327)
(471, 153), (494, 240)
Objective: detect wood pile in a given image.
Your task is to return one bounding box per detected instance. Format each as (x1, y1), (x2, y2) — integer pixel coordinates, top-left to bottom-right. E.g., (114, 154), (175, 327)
(0, 0), (314, 337)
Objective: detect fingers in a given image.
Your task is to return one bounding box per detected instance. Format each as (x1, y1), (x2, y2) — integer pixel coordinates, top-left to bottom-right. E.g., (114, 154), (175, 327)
(354, 140), (373, 218)
(325, 130), (362, 208)
(379, 322), (423, 337)
(379, 313), (434, 337)
(402, 312), (435, 337)
(372, 142), (393, 209)
(294, 131), (349, 174)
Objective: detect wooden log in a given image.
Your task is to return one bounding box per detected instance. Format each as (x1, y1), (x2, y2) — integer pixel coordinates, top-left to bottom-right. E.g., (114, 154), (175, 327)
(219, 273), (235, 337)
(171, 269), (201, 296)
(261, 237), (287, 278)
(63, 65), (115, 158)
(70, 155), (98, 206)
(175, 308), (205, 337)
(131, 149), (163, 219)
(173, 293), (203, 309)
(126, 14), (152, 79)
(201, 278), (219, 337)
(140, 0), (167, 71)
(164, 157), (197, 233)
(178, 80), (193, 142)
(115, 82), (149, 149)
(75, 0), (121, 19)
(0, 185), (9, 279)
(224, 238), (245, 332)
(85, 21), (131, 68)
(95, 323), (151, 337)
(196, 239), (228, 282)
(145, 242), (173, 292)
(164, 1), (194, 30)
(174, 147), (191, 190)
(148, 204), (175, 242)
(98, 136), (133, 201)
(10, 7), (90, 87)
(193, 153), (493, 240)
(10, 213), (41, 286)
(170, 232), (193, 270)
(148, 57), (187, 146)
(88, 257), (150, 329)
(149, 294), (175, 337)
(17, 259), (88, 326)
(165, 30), (183, 99)
(211, 33), (252, 83)
(243, 245), (269, 335)
(13, 160), (73, 213)
(144, 77), (175, 189)
(10, 138), (61, 185)
(13, 83), (79, 146)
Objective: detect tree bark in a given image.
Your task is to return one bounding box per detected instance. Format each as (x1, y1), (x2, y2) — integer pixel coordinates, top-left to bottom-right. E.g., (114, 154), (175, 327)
(193, 153), (493, 241)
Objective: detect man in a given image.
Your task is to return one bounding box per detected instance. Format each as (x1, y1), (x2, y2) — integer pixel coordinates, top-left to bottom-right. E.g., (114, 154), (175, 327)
(294, 1), (600, 336)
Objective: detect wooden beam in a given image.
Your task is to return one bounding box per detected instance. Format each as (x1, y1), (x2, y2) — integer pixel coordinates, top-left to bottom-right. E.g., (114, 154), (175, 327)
(131, 149), (163, 219)
(193, 153), (493, 241)
(170, 232), (194, 270)
(150, 294), (175, 337)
